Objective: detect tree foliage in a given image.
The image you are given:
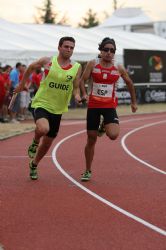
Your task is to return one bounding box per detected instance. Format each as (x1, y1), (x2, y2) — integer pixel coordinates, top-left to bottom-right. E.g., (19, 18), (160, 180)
(36, 0), (68, 25)
(38, 0), (56, 24)
(78, 9), (99, 28)
(113, 0), (117, 10)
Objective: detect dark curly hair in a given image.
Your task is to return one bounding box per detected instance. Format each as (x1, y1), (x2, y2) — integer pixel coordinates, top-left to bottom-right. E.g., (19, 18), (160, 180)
(98, 37), (116, 51)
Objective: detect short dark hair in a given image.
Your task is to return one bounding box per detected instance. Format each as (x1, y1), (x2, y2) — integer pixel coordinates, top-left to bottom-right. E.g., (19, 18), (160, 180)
(3, 65), (11, 71)
(98, 37), (116, 51)
(58, 36), (75, 47)
(16, 62), (22, 68)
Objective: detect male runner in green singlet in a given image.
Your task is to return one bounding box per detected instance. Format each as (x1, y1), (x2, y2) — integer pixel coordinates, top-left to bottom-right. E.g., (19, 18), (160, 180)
(14, 36), (82, 180)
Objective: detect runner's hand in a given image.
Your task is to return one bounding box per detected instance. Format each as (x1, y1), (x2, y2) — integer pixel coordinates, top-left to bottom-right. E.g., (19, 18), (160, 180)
(74, 94), (82, 105)
(131, 103), (138, 113)
(81, 94), (88, 103)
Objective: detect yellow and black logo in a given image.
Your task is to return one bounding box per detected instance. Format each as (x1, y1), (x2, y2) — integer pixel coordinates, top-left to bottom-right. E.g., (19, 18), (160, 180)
(66, 75), (73, 82)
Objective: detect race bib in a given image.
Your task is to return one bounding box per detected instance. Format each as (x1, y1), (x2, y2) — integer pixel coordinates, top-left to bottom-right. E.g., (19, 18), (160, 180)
(92, 83), (113, 97)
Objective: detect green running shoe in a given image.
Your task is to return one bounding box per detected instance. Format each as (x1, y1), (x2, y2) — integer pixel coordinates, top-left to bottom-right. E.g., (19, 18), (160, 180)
(81, 170), (91, 181)
(28, 139), (39, 158)
(97, 120), (105, 137)
(29, 160), (38, 180)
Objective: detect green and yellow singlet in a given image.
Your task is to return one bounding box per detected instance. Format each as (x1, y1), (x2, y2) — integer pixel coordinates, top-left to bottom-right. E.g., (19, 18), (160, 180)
(32, 56), (80, 114)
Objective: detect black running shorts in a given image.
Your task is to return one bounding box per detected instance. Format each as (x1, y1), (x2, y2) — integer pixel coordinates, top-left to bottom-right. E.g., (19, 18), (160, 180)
(33, 108), (62, 138)
(87, 108), (119, 130)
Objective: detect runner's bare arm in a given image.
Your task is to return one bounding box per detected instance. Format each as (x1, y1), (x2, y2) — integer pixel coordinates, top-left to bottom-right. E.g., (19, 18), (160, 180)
(79, 60), (95, 98)
(73, 65), (82, 103)
(14, 57), (51, 93)
(118, 64), (138, 113)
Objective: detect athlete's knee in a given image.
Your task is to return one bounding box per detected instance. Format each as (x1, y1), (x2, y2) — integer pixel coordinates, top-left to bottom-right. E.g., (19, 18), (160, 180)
(106, 132), (119, 140)
(36, 124), (49, 136)
(110, 134), (118, 140)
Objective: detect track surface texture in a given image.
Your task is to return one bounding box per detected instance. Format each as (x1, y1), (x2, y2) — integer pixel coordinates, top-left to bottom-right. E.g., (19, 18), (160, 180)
(1, 112), (166, 250)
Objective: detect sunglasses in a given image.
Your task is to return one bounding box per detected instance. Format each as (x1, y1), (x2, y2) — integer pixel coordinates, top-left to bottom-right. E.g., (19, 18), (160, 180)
(102, 48), (116, 53)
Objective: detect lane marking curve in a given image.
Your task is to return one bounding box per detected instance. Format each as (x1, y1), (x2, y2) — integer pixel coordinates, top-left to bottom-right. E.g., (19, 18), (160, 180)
(121, 120), (166, 175)
(52, 130), (166, 237)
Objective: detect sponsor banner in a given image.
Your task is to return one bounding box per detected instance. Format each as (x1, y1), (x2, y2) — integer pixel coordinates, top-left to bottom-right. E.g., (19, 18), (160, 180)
(116, 89), (131, 104)
(124, 49), (166, 84)
(116, 87), (166, 104)
(142, 88), (166, 103)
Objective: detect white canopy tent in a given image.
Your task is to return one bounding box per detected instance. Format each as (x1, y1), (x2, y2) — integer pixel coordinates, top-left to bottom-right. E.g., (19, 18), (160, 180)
(0, 18), (166, 67)
(100, 7), (154, 28)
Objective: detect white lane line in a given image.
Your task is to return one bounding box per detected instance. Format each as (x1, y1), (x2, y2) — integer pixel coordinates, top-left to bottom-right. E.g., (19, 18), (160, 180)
(60, 114), (166, 126)
(121, 120), (166, 175)
(1, 115), (166, 159)
(52, 130), (166, 237)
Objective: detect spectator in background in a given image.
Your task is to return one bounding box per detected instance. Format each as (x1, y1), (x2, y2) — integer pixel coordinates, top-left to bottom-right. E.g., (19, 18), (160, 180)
(18, 64), (31, 120)
(0, 66), (6, 122)
(28, 68), (43, 115)
(31, 68), (42, 96)
(9, 62), (22, 123)
(1, 65), (12, 122)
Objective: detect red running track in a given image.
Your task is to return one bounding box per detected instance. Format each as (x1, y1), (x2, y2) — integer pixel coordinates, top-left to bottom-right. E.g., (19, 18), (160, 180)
(1, 112), (166, 250)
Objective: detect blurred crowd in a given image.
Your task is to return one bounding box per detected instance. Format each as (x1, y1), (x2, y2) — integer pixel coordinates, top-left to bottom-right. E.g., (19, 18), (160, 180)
(0, 62), (42, 123)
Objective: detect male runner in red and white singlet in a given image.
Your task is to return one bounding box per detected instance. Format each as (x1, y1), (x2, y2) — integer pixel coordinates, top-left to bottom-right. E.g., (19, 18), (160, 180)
(80, 37), (137, 181)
